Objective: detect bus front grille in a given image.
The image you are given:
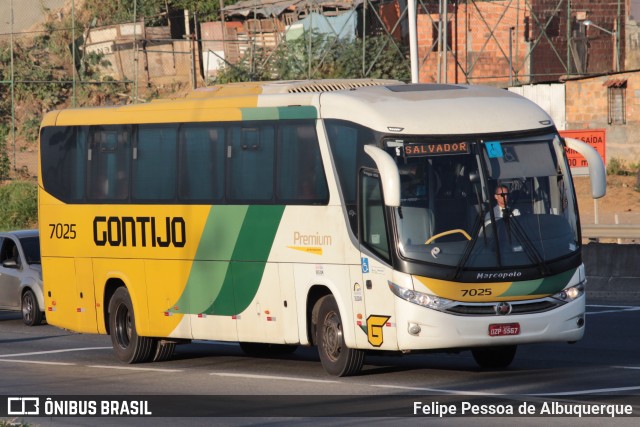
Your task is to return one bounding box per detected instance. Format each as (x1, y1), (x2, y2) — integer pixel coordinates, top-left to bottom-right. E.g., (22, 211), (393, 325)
(445, 299), (563, 316)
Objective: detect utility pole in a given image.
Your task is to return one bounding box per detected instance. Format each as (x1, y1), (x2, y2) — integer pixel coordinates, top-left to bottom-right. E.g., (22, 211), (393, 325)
(443, 0), (448, 83)
(408, 0), (418, 83)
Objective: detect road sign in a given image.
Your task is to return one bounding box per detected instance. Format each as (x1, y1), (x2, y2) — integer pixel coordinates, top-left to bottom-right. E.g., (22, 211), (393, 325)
(560, 129), (606, 176)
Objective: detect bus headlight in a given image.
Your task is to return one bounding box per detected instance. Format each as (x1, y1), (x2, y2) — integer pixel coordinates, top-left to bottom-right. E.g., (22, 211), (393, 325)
(388, 281), (452, 311)
(552, 283), (585, 302)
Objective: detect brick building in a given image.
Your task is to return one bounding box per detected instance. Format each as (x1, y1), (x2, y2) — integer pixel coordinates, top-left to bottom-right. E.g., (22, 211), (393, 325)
(566, 72), (640, 161)
(416, 0), (627, 86)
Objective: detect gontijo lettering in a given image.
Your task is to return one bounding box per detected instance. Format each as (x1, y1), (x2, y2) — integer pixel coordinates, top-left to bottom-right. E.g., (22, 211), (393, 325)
(93, 216), (186, 247)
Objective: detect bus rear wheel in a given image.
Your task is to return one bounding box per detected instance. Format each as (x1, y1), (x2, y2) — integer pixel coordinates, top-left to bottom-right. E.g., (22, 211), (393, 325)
(108, 287), (154, 363)
(471, 345), (517, 369)
(316, 295), (364, 377)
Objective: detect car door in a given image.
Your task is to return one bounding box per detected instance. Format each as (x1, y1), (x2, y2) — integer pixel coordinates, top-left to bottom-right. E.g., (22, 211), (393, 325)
(0, 236), (22, 310)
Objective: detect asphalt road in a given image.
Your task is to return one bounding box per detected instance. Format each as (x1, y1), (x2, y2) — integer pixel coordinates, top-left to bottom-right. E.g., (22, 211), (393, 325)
(0, 299), (639, 426)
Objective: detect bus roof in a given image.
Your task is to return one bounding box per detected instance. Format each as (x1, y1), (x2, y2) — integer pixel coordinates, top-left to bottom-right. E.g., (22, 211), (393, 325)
(42, 80), (554, 135)
(318, 83), (554, 135)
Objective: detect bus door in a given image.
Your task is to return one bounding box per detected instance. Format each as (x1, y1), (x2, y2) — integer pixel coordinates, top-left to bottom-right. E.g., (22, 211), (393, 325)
(357, 170), (398, 350)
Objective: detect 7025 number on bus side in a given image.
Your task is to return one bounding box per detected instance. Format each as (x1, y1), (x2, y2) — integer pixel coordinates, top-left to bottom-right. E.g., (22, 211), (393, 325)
(49, 223), (77, 239)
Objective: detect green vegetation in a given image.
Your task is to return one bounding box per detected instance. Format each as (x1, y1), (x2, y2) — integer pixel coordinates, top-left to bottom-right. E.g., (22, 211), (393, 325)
(0, 419), (30, 427)
(606, 157), (640, 176)
(216, 34), (410, 83)
(0, 125), (10, 180)
(0, 181), (38, 231)
(84, 0), (235, 25)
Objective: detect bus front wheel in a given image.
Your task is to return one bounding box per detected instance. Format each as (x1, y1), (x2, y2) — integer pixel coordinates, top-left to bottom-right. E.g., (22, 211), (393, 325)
(471, 345), (517, 369)
(316, 295), (364, 377)
(108, 287), (154, 363)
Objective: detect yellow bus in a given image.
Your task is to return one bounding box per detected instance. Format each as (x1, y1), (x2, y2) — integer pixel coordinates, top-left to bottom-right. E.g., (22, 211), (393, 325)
(38, 80), (605, 376)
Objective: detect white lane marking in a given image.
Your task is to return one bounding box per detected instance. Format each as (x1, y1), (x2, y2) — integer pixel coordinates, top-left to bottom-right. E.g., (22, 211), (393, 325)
(0, 347), (111, 358)
(372, 384), (497, 395)
(533, 385), (640, 396)
(585, 304), (640, 315)
(612, 366), (640, 370)
(211, 372), (339, 384)
(373, 384), (640, 396)
(587, 305), (638, 308)
(88, 365), (183, 373)
(585, 307), (640, 315)
(0, 359), (75, 366)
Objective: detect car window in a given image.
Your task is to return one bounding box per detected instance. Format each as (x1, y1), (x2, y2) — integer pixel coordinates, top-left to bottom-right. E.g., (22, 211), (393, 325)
(19, 237), (41, 264)
(0, 238), (20, 267)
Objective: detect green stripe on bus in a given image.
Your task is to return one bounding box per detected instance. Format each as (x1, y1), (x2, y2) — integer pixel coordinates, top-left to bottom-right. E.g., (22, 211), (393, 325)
(241, 106), (317, 121)
(242, 108), (279, 121)
(234, 207), (286, 306)
(278, 106), (317, 120)
(172, 203), (285, 316)
(207, 205), (285, 315)
(498, 268), (576, 297)
(531, 269), (576, 295)
(170, 206), (248, 314)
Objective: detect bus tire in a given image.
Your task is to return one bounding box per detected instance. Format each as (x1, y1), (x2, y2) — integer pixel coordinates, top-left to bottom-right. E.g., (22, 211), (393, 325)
(471, 345), (517, 369)
(108, 287), (154, 363)
(152, 340), (176, 362)
(22, 289), (44, 327)
(316, 295), (364, 377)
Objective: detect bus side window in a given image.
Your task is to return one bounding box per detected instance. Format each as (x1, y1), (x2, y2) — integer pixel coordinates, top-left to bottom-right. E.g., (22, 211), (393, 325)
(134, 125), (177, 201)
(88, 127), (130, 201)
(227, 125), (275, 202)
(277, 123), (328, 204)
(179, 124), (225, 201)
(360, 171), (390, 261)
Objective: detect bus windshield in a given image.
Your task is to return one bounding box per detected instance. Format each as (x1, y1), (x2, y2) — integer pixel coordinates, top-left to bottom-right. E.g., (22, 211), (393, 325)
(392, 134), (579, 270)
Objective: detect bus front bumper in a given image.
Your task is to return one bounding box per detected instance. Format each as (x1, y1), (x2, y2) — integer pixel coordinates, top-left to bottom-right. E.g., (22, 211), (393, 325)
(394, 295), (585, 351)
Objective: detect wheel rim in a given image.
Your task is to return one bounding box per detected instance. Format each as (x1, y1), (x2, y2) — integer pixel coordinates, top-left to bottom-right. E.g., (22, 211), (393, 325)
(114, 303), (132, 349)
(22, 293), (34, 323)
(322, 311), (342, 362)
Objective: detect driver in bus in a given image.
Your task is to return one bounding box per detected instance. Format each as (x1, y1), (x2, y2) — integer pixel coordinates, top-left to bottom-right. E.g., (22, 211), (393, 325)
(486, 184), (520, 224)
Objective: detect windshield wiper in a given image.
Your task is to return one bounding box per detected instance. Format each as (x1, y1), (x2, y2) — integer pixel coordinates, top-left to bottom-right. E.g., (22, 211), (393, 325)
(502, 212), (550, 275)
(454, 214), (484, 280)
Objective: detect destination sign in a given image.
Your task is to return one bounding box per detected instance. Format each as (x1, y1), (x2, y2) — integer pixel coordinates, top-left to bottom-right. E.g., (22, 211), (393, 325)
(404, 142), (469, 157)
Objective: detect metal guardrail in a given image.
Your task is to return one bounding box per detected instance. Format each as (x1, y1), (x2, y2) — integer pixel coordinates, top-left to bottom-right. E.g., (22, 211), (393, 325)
(581, 224), (640, 240)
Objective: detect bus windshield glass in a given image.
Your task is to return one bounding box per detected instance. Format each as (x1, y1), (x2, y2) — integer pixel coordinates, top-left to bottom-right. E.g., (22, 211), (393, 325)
(391, 134), (579, 269)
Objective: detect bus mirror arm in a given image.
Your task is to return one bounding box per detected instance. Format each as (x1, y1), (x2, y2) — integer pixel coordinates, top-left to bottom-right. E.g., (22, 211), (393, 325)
(563, 137), (606, 199)
(364, 145), (401, 207)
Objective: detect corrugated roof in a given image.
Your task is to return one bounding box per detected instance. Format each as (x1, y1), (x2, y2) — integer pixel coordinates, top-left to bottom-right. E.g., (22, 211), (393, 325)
(223, 0), (361, 18)
(603, 78), (627, 88)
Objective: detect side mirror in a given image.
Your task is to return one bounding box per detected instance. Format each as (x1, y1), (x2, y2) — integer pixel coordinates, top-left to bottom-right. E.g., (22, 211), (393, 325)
(364, 145), (401, 207)
(563, 138), (606, 199)
(2, 259), (18, 269)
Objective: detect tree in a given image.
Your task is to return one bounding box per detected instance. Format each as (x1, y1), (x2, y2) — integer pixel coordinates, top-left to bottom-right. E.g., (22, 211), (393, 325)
(84, 0), (236, 26)
(215, 33), (410, 83)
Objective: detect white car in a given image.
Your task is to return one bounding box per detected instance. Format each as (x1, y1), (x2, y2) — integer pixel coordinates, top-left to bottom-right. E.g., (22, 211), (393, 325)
(0, 229), (44, 326)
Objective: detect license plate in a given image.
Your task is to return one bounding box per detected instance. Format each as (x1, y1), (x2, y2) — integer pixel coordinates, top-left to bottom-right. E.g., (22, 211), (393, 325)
(489, 323), (520, 336)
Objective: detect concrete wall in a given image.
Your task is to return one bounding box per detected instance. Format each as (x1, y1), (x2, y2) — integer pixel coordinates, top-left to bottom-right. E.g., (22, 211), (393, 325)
(583, 243), (640, 301)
